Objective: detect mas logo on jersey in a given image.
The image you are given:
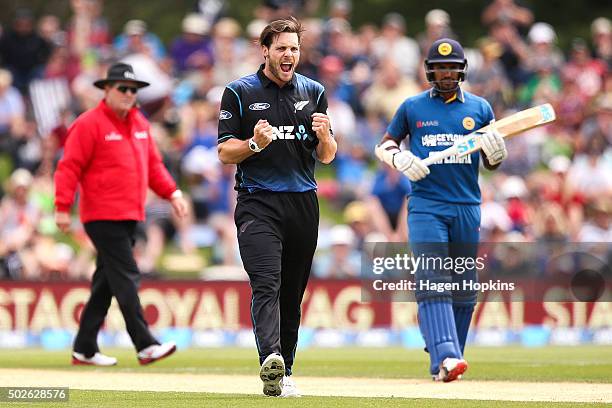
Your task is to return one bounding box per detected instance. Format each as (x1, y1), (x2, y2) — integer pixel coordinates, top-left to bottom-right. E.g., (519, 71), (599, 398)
(219, 110), (232, 120)
(438, 42), (453, 56)
(462, 116), (475, 130)
(416, 120), (439, 128)
(249, 102), (270, 111)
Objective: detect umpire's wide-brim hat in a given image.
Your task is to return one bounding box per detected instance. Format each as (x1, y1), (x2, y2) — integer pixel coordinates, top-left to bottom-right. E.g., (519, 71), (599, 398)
(93, 62), (150, 89)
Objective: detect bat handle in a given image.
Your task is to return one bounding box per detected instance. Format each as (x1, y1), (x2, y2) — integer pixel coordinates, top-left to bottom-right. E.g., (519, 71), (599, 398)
(421, 145), (459, 167)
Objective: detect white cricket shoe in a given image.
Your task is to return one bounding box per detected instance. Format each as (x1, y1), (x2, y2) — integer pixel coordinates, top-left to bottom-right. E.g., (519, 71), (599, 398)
(72, 351), (117, 366)
(259, 353), (285, 397)
(436, 357), (468, 383)
(137, 341), (177, 365)
(281, 376), (301, 397)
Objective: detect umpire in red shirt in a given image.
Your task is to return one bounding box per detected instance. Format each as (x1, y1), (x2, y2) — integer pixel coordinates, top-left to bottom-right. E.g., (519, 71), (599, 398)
(54, 63), (188, 366)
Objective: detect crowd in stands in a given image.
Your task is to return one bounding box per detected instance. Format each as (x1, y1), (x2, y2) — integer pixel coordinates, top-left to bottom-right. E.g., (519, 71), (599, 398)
(0, 0), (610, 281)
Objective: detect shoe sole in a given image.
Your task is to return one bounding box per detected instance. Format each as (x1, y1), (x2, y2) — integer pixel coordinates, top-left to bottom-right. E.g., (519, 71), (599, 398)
(71, 357), (117, 366)
(443, 360), (468, 383)
(260, 356), (285, 397)
(138, 344), (177, 366)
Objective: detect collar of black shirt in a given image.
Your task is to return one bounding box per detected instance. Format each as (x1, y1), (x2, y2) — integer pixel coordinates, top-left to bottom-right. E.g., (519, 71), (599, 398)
(257, 64), (297, 89)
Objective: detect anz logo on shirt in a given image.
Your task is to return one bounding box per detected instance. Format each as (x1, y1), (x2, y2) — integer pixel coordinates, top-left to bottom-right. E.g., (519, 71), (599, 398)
(272, 125), (312, 141)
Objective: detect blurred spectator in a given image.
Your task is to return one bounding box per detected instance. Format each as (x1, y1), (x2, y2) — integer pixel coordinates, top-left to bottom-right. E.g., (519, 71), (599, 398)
(524, 22), (564, 75)
(138, 194), (196, 277)
(417, 9), (456, 56)
(562, 38), (607, 99)
(578, 93), (612, 151)
(566, 133), (612, 200)
(591, 17), (612, 67)
(318, 55), (356, 109)
(467, 37), (511, 112)
(480, 183), (513, 240)
(578, 199), (612, 241)
(367, 164), (410, 240)
(314, 224), (361, 279)
(113, 20), (166, 60)
(533, 202), (569, 243)
(37, 14), (66, 48)
(343, 200), (375, 250)
(0, 68), (26, 139)
(296, 18), (323, 80)
(501, 176), (532, 233)
(488, 21), (529, 86)
(170, 13), (213, 76)
(481, 0), (534, 30)
(0, 8), (52, 93)
(121, 52), (174, 119)
(0, 169), (40, 279)
(363, 58), (421, 123)
(372, 13), (420, 79)
(211, 18), (249, 86)
(66, 0), (111, 57)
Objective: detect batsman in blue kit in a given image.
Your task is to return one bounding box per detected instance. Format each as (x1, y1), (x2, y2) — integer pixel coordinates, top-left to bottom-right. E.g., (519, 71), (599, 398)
(375, 38), (508, 382)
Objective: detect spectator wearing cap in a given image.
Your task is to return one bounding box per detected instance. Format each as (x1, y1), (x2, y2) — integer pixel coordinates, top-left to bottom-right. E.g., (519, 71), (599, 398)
(578, 199), (612, 242)
(54, 62), (188, 366)
(211, 18), (249, 87)
(170, 13), (213, 76)
(524, 22), (564, 75)
(0, 8), (52, 93)
(591, 17), (611, 67)
(313, 224), (361, 279)
(417, 9), (456, 56)
(113, 19), (166, 60)
(372, 13), (420, 79)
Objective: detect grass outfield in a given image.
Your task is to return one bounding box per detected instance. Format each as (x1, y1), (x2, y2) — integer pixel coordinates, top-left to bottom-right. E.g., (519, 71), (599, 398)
(1, 345), (611, 383)
(2, 391), (609, 408)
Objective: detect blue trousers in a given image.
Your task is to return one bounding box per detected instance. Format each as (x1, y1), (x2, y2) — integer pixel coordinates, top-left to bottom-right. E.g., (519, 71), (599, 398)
(408, 196), (480, 375)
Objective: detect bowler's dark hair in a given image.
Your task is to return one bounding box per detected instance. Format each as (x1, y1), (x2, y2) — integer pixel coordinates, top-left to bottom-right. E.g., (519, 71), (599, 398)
(259, 17), (304, 48)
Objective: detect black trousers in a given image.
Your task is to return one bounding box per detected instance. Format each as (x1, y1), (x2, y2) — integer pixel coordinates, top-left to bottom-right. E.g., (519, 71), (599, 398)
(235, 190), (319, 375)
(73, 220), (158, 356)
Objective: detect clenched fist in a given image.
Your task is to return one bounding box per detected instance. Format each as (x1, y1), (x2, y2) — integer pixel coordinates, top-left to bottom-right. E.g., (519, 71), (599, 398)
(312, 113), (331, 140)
(252, 119), (274, 149)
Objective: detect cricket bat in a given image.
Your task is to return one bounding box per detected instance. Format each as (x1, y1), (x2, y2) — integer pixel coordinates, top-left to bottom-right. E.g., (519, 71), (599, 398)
(421, 103), (556, 166)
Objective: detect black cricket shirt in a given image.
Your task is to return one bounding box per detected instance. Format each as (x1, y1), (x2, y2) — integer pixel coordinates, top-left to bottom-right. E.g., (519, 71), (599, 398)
(218, 64), (330, 193)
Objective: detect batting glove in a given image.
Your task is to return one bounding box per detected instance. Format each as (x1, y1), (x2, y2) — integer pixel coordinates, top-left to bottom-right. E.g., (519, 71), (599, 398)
(481, 119), (508, 166)
(393, 150), (430, 182)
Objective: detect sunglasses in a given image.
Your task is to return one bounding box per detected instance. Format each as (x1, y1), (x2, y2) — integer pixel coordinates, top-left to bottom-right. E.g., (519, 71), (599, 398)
(114, 85), (138, 94)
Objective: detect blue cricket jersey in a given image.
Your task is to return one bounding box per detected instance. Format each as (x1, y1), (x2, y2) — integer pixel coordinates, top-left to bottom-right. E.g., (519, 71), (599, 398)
(387, 88), (494, 205)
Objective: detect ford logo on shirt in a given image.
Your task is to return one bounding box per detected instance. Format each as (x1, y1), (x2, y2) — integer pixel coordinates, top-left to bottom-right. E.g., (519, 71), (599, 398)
(219, 110), (232, 120)
(249, 103), (270, 111)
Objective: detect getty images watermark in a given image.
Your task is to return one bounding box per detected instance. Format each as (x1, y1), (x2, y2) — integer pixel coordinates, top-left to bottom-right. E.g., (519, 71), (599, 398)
(360, 242), (611, 302)
(370, 252), (515, 293)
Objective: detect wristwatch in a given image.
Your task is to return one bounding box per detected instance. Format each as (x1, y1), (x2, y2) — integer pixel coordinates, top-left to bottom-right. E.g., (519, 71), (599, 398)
(248, 138), (263, 153)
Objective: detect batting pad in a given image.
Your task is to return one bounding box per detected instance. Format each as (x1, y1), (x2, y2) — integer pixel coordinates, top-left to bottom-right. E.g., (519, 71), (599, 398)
(418, 299), (462, 375)
(453, 303), (475, 354)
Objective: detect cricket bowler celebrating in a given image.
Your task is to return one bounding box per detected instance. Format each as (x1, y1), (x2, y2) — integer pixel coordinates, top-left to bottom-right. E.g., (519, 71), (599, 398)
(217, 18), (336, 397)
(375, 38), (507, 381)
